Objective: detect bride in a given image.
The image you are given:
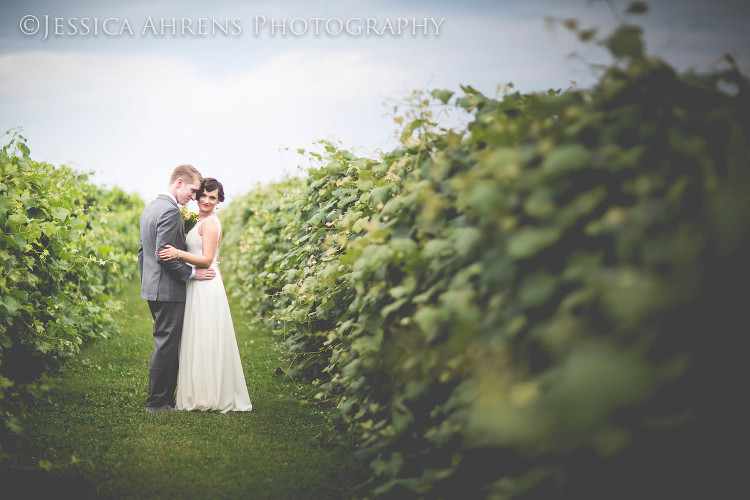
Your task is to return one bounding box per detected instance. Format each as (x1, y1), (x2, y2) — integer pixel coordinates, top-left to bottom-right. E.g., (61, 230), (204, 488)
(158, 178), (252, 413)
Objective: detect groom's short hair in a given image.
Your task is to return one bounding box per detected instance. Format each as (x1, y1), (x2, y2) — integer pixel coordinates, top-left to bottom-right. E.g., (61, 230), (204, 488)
(170, 164), (202, 185)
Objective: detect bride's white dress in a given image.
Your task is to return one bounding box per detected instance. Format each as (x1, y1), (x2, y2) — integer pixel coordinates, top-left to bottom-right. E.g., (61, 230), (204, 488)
(176, 215), (252, 413)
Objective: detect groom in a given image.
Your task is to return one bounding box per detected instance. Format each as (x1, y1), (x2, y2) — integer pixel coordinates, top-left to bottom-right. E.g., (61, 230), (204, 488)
(138, 164), (216, 413)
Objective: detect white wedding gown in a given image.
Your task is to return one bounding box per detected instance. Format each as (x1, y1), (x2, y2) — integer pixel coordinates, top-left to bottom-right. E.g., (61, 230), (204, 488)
(176, 215), (252, 413)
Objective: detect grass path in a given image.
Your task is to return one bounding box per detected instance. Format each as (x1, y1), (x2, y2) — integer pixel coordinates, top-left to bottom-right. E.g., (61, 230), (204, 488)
(2, 279), (366, 498)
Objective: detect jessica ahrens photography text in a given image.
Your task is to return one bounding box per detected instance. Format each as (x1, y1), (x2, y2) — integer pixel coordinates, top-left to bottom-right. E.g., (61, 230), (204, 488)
(19, 15), (447, 39)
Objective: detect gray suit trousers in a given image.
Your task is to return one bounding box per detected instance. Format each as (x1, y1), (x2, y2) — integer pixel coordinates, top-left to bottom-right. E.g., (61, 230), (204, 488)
(146, 300), (185, 408)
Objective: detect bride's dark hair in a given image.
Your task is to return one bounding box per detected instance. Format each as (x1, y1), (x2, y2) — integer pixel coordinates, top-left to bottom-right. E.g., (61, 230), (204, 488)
(198, 177), (225, 202)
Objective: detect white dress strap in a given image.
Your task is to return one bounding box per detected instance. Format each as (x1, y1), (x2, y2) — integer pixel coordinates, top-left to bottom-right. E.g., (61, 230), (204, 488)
(197, 214), (221, 233)
(194, 214), (221, 265)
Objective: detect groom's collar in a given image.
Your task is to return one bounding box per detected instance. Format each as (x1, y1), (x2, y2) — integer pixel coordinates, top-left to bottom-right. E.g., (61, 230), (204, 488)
(160, 191), (179, 206)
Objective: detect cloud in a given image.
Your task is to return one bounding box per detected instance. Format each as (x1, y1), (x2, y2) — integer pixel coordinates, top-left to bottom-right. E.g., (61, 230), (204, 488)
(1, 0), (747, 203)
(0, 48), (422, 200)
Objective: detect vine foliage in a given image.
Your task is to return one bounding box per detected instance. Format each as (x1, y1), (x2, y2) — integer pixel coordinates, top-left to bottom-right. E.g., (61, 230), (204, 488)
(222, 9), (749, 498)
(0, 131), (142, 460)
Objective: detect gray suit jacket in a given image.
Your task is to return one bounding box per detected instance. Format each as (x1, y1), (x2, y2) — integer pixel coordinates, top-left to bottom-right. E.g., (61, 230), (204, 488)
(138, 194), (193, 302)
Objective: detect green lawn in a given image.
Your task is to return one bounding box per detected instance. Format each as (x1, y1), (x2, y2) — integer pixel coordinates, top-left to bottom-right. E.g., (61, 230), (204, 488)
(1, 279), (367, 498)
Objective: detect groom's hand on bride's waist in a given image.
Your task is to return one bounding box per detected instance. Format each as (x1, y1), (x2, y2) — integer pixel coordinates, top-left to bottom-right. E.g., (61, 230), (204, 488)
(193, 268), (216, 280)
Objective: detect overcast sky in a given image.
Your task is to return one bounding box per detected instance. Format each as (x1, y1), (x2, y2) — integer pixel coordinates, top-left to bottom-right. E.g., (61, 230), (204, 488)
(1, 0), (748, 205)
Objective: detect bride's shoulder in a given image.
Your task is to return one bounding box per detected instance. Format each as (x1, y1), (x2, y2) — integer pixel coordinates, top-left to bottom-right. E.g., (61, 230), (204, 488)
(199, 214), (221, 231)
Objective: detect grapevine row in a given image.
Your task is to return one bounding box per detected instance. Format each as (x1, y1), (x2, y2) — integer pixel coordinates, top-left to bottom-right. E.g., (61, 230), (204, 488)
(0, 132), (142, 460)
(222, 19), (749, 498)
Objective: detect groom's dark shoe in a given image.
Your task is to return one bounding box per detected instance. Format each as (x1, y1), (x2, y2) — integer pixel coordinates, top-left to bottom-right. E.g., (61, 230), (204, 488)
(145, 405), (174, 413)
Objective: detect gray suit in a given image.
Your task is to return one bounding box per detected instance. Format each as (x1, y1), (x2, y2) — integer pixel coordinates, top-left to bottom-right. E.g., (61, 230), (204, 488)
(138, 194), (193, 408)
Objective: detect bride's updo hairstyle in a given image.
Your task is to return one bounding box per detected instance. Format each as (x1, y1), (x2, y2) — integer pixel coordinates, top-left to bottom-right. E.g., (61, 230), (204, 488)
(198, 177), (225, 202)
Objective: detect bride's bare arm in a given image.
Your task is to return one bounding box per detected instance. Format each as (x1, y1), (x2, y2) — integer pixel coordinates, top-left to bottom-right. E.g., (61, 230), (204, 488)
(158, 218), (219, 268)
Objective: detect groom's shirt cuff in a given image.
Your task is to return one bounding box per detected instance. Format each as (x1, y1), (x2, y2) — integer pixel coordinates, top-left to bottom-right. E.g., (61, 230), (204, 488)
(190, 267), (195, 279)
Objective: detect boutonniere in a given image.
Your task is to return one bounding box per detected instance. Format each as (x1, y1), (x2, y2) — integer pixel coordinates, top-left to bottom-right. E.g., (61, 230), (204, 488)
(181, 205), (198, 233)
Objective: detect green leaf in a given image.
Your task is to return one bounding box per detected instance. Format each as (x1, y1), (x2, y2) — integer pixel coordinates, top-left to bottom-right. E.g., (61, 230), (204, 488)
(1, 295), (20, 314)
(464, 182), (504, 215)
(524, 190), (556, 218)
(381, 196), (407, 217)
(6, 415), (22, 433)
(578, 28), (597, 42)
(452, 227), (482, 256)
(518, 271), (558, 307)
(351, 330), (384, 353)
(562, 18), (578, 31)
(370, 186), (390, 205)
(356, 179), (374, 191)
(430, 89), (454, 104)
(390, 276), (417, 299)
(422, 238), (453, 259)
(0, 332), (12, 348)
(507, 227), (562, 259)
(414, 306), (444, 342)
(371, 452), (404, 478)
(11, 233), (26, 249)
(352, 217), (372, 234)
(0, 195), (11, 215)
(541, 144), (591, 176)
(389, 238), (418, 256)
(51, 206), (71, 220)
(625, 2), (649, 14)
(605, 25), (644, 60)
(456, 96), (477, 111)
(381, 297), (408, 318)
